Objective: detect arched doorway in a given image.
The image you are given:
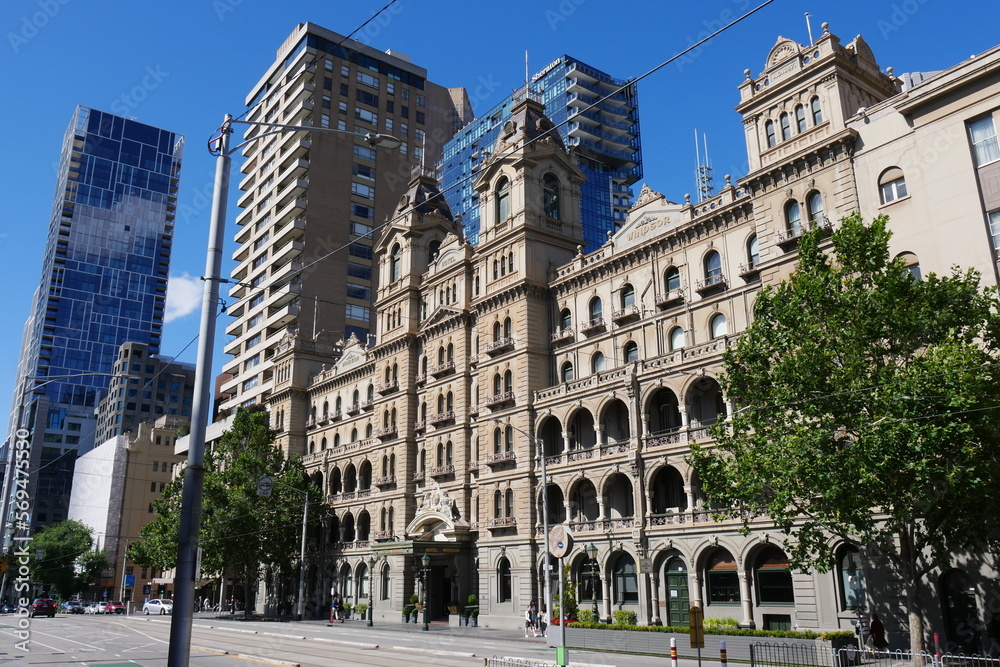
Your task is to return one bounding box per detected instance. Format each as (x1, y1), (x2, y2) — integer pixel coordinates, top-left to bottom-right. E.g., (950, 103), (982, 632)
(664, 556), (689, 626)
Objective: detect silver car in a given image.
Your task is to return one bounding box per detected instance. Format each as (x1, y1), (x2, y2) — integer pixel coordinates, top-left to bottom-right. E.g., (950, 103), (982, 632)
(143, 599), (173, 615)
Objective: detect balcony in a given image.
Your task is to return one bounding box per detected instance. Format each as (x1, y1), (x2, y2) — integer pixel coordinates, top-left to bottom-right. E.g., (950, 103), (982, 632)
(375, 426), (397, 440)
(330, 410), (342, 421)
(468, 405), (480, 417)
(376, 379), (399, 394)
(483, 517), (516, 529)
(578, 317), (605, 334)
(413, 471), (425, 483)
(428, 410), (455, 425)
(360, 398), (374, 411)
(414, 373), (426, 386)
(305, 416), (317, 429)
(428, 464), (455, 478)
(655, 290), (684, 308)
(346, 402), (361, 415)
(485, 391), (515, 408)
(485, 337), (514, 355)
(776, 225), (805, 250)
(429, 361), (455, 377)
(611, 305), (641, 324)
(483, 450), (516, 466)
(695, 273), (728, 295)
(373, 475), (396, 486)
(550, 329), (574, 345)
(372, 530), (394, 541)
(413, 420), (426, 433)
(738, 260), (761, 279)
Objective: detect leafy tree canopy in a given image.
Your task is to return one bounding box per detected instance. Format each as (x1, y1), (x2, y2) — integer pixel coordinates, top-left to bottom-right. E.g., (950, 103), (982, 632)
(689, 213), (1000, 651)
(29, 519), (107, 598)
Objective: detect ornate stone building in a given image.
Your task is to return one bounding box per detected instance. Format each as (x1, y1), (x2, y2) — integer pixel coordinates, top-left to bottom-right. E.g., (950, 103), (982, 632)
(259, 24), (1000, 643)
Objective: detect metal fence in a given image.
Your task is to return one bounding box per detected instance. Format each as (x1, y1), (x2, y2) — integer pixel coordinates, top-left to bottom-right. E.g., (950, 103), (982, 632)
(482, 656), (553, 667)
(750, 642), (1000, 667)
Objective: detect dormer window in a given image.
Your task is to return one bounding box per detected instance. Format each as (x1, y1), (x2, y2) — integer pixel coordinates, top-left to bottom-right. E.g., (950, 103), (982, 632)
(496, 176), (510, 222)
(390, 243), (401, 282)
(543, 173), (561, 220)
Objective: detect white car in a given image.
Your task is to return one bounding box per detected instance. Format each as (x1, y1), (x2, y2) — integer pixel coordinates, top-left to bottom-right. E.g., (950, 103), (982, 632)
(143, 599), (173, 615)
(84, 603), (101, 615)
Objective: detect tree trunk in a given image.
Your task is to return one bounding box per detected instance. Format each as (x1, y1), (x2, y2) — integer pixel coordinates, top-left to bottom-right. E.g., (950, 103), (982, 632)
(900, 533), (925, 657)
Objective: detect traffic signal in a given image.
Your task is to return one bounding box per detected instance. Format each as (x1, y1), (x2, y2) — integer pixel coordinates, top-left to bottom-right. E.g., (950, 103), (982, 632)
(158, 584), (166, 596)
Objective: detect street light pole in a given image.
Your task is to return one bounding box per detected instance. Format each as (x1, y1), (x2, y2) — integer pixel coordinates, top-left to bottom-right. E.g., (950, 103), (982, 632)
(168, 116), (401, 666)
(421, 553), (430, 631)
(367, 555), (375, 627)
(586, 542), (599, 622)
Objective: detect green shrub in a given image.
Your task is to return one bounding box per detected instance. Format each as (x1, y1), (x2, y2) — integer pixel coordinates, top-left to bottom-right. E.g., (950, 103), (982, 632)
(704, 616), (740, 629)
(820, 631), (857, 641)
(342, 602), (352, 617)
(402, 606), (412, 616)
(354, 603), (367, 617)
(565, 621), (822, 640)
(467, 594), (478, 606)
(612, 610), (637, 626)
(409, 593), (419, 604)
(577, 609), (595, 624)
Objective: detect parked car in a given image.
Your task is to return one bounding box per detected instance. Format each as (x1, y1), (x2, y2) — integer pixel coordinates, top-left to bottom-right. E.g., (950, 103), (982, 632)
(29, 598), (57, 618)
(84, 603), (101, 614)
(103, 600), (126, 614)
(0, 603), (16, 613)
(143, 599), (173, 615)
(62, 600), (84, 614)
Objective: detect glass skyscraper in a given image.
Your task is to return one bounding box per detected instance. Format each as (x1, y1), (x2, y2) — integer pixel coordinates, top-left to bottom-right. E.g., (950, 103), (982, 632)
(440, 55), (641, 250)
(2, 106), (183, 534)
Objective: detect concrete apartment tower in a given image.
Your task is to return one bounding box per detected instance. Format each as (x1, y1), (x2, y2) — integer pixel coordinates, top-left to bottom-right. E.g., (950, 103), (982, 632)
(1, 107), (182, 539)
(219, 23), (471, 426)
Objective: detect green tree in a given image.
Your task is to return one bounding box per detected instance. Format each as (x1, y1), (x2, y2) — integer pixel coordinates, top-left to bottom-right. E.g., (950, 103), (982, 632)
(29, 520), (107, 598)
(131, 407), (322, 617)
(689, 213), (1000, 655)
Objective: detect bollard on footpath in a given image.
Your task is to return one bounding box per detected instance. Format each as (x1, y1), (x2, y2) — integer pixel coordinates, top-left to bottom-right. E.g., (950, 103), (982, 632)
(671, 637), (678, 667)
(721, 639), (728, 667)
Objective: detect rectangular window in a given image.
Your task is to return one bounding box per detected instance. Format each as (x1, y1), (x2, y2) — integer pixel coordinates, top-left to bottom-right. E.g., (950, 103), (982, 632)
(346, 283), (371, 301)
(351, 221), (374, 237)
(385, 118), (393, 132)
(349, 243), (373, 260)
(242, 377), (259, 392)
(416, 95), (425, 107)
(401, 105), (409, 119)
(325, 59), (333, 71)
(323, 77), (332, 91)
(416, 111), (425, 125)
(348, 262), (372, 281)
(386, 100), (394, 113)
(248, 312), (263, 328)
(346, 304), (371, 321)
(401, 88), (409, 101)
(355, 108), (377, 126)
(250, 293), (265, 308)
(320, 114), (330, 128)
(351, 182), (375, 199)
(357, 71), (379, 89)
(351, 204), (374, 220)
(414, 129), (425, 145)
(356, 89), (379, 107)
(708, 571), (740, 604)
(322, 96), (331, 109)
(400, 123), (408, 137)
(338, 101), (348, 114)
(386, 81), (395, 95)
(341, 64), (350, 77)
(353, 163), (375, 180)
(340, 83), (349, 97)
(338, 119), (347, 131)
(988, 209), (1000, 251)
(246, 333), (262, 349)
(970, 116), (1000, 167)
(354, 145), (376, 162)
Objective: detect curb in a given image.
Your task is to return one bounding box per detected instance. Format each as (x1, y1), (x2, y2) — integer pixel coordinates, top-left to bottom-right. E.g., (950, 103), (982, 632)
(193, 644), (300, 667)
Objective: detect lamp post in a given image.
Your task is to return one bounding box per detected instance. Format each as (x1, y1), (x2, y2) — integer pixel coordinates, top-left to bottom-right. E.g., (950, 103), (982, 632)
(420, 552), (430, 632)
(367, 555), (375, 627)
(493, 419), (552, 621)
(258, 476), (309, 620)
(586, 543), (599, 622)
(167, 116), (401, 667)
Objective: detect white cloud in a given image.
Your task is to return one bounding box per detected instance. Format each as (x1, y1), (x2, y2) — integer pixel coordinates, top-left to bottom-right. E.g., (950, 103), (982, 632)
(165, 273), (203, 323)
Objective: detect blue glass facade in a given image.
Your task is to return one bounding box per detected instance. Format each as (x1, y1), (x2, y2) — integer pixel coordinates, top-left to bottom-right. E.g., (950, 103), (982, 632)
(440, 55), (641, 250)
(4, 107), (182, 531)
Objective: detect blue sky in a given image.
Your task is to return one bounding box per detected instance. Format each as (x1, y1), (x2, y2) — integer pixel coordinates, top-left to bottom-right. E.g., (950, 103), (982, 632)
(0, 0), (996, 441)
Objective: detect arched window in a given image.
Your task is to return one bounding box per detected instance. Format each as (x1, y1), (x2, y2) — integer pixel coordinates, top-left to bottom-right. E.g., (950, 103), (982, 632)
(446, 344), (454, 362)
(428, 239), (441, 261)
(436, 443), (445, 467)
(591, 351), (605, 373)
(897, 252), (922, 281)
(560, 309), (572, 330)
(706, 549), (739, 603)
(365, 423), (373, 438)
(779, 112), (791, 141)
(503, 370), (513, 393)
(504, 426), (513, 451)
(756, 546), (794, 604)
(492, 259), (498, 279)
(390, 243), (401, 282)
(498, 557), (512, 602)
(561, 362), (575, 383)
(500, 255), (507, 275)
(542, 173), (561, 219)
(589, 297), (603, 322)
(811, 96), (823, 124)
(704, 251), (722, 280)
(879, 167), (907, 204)
(837, 545), (866, 611)
(493, 373), (502, 395)
(493, 427), (503, 454)
(612, 554), (639, 603)
(665, 266), (681, 292)
(504, 489), (514, 517)
(710, 313), (728, 339)
(669, 327), (686, 351)
(419, 449), (426, 473)
(334, 433), (341, 447)
(786, 200), (802, 234)
(381, 455), (389, 477)
(322, 400), (329, 417)
(503, 317), (512, 338)
(492, 321), (501, 342)
(807, 192), (824, 224)
(765, 120), (776, 148)
(747, 235), (760, 268)
(352, 389), (360, 405)
(623, 341), (639, 364)
(795, 104), (807, 133)
(496, 176), (510, 222)
(367, 384), (374, 401)
(350, 428), (358, 443)
(493, 490), (503, 519)
(620, 284), (635, 308)
(335, 396), (342, 412)
(389, 453), (395, 475)
(380, 564), (390, 600)
(309, 440), (315, 453)
(321, 437), (327, 450)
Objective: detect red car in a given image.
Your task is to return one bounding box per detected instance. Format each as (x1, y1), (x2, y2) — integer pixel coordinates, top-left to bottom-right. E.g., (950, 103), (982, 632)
(29, 598), (57, 618)
(104, 600), (126, 614)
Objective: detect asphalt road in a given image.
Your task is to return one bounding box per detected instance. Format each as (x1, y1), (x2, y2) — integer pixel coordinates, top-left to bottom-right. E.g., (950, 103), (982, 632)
(0, 612), (691, 666)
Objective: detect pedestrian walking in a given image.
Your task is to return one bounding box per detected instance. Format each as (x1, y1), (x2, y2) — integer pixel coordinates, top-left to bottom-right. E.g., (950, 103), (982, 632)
(870, 613), (888, 650)
(986, 612), (1000, 657)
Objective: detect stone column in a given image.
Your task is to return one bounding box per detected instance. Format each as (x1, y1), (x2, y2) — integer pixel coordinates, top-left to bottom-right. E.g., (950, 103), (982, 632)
(650, 573), (661, 625)
(601, 575), (612, 623)
(562, 430), (570, 454)
(690, 568), (703, 608)
(739, 570), (754, 628)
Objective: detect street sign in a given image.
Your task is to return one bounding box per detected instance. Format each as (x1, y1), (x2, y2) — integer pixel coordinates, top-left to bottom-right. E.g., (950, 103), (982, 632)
(639, 558), (653, 574)
(689, 605), (705, 648)
(257, 476), (274, 497)
(125, 574), (135, 587)
(548, 525), (573, 558)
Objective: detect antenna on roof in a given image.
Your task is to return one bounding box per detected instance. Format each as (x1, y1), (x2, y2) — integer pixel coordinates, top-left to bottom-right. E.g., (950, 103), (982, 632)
(695, 129), (715, 203)
(805, 12), (815, 46)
